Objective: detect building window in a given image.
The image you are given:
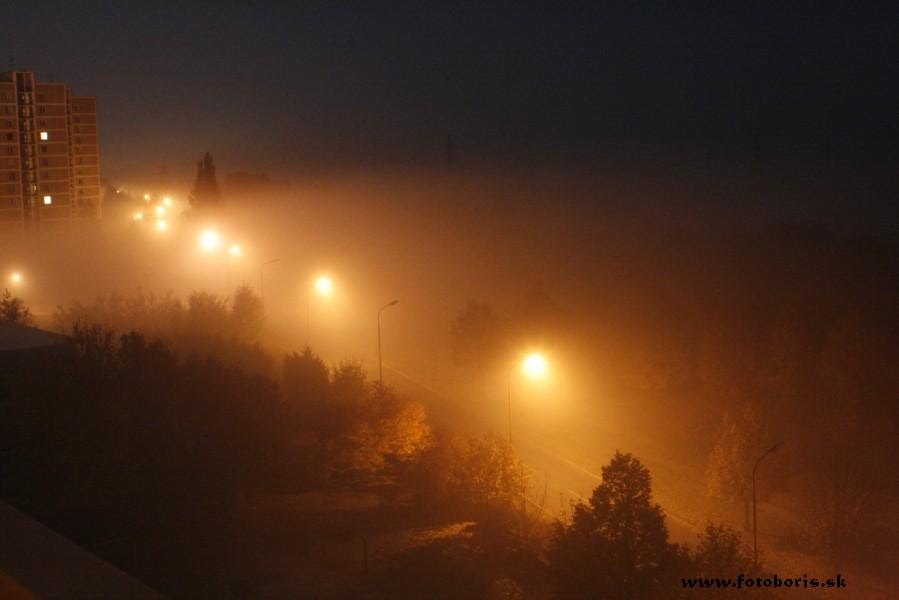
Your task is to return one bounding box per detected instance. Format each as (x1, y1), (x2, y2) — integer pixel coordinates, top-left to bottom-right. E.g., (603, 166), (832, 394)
(40, 131), (49, 141)
(43, 195), (52, 205)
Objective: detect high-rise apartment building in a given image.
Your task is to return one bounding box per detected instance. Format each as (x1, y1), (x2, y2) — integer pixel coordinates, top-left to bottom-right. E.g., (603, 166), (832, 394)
(0, 71), (101, 233)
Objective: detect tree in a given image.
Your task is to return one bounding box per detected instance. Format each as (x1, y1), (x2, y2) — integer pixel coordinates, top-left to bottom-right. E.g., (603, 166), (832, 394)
(282, 346), (330, 412)
(692, 522), (752, 574)
(450, 300), (505, 394)
(706, 402), (768, 530)
(231, 284), (264, 341)
(549, 451), (683, 600)
(189, 152), (222, 213)
(691, 523), (775, 598)
(452, 433), (527, 509)
(0, 288), (33, 325)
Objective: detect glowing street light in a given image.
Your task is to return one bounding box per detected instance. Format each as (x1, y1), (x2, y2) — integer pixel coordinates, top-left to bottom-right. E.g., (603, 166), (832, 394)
(156, 219), (168, 232)
(8, 271), (23, 286)
(314, 275), (334, 296)
(133, 211), (144, 221)
(155, 205), (165, 216)
(522, 352), (549, 379)
(162, 196), (173, 206)
(229, 244), (242, 257)
(199, 229), (221, 252)
(307, 275), (336, 346)
(143, 193), (151, 201)
(508, 352), (550, 443)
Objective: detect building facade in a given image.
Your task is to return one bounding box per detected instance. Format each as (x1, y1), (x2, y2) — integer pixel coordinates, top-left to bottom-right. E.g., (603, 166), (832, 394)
(0, 71), (101, 234)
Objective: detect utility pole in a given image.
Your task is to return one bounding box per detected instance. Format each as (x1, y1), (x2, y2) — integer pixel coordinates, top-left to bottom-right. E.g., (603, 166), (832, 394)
(377, 299), (398, 387)
(753, 441), (783, 567)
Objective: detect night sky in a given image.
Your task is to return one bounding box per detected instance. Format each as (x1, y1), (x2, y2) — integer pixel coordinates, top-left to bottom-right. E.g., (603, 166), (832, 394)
(6, 4), (899, 190)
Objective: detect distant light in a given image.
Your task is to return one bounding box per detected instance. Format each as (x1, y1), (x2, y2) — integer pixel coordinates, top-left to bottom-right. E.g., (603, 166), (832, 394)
(315, 275), (334, 296)
(522, 353), (548, 379)
(133, 211), (144, 221)
(143, 193), (151, 201)
(229, 244), (242, 257)
(162, 196), (173, 206)
(115, 188), (122, 194)
(9, 271), (23, 285)
(40, 131), (48, 141)
(155, 205), (165, 216)
(199, 229), (221, 251)
(43, 195), (52, 205)
(156, 219), (168, 232)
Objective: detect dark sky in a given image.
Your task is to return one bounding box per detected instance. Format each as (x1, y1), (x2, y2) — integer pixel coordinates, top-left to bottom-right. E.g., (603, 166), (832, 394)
(6, 3), (899, 182)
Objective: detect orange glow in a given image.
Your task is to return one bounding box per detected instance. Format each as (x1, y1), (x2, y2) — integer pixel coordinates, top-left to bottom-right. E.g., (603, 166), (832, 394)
(199, 229), (221, 251)
(229, 244), (242, 257)
(9, 271), (23, 285)
(133, 211), (144, 221)
(156, 219), (168, 232)
(314, 275), (334, 296)
(522, 353), (549, 379)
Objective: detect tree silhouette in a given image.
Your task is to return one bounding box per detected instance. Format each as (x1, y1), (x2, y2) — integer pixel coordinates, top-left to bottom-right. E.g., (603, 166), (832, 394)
(0, 288), (33, 325)
(231, 284), (264, 341)
(189, 152), (222, 214)
(549, 451), (683, 600)
(706, 403), (768, 530)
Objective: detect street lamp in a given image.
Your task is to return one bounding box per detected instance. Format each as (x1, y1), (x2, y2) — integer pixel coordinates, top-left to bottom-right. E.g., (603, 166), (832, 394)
(306, 275), (334, 347)
(377, 299), (399, 387)
(753, 441), (783, 567)
(507, 352), (549, 443)
(8, 271), (23, 286)
(199, 229), (221, 252)
(259, 258), (279, 306)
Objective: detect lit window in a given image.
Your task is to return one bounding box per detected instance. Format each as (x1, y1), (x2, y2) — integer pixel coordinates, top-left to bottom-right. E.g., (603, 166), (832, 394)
(43, 195), (52, 205)
(39, 131), (48, 140)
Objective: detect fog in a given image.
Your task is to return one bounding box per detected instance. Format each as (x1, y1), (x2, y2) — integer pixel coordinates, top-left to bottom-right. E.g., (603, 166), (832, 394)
(3, 161), (897, 597)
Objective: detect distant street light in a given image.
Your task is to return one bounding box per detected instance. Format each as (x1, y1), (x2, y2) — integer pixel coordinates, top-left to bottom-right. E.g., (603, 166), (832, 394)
(377, 299), (399, 387)
(155, 219), (168, 232)
(133, 211), (144, 222)
(229, 244), (242, 257)
(753, 441), (783, 567)
(199, 229), (221, 252)
(315, 275), (334, 297)
(8, 271), (23, 286)
(259, 258), (279, 306)
(307, 275), (335, 346)
(507, 352), (549, 443)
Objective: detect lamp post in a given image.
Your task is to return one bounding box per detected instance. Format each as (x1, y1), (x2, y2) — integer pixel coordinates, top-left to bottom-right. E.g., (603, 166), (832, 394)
(259, 258), (279, 306)
(753, 441), (783, 567)
(377, 299), (398, 387)
(507, 353), (548, 444)
(307, 276), (334, 347)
